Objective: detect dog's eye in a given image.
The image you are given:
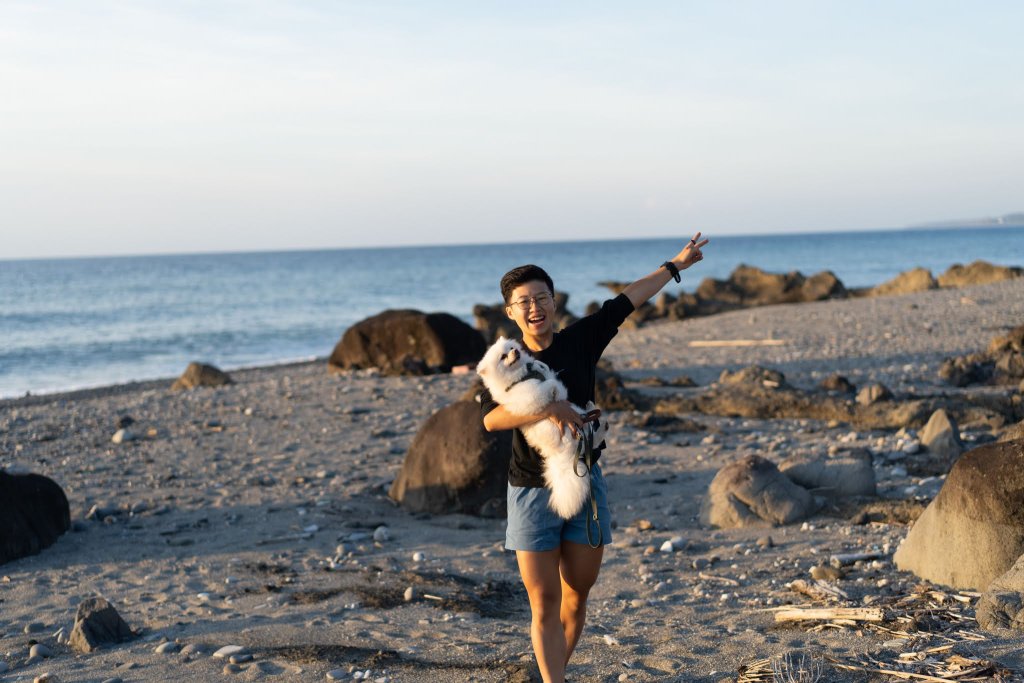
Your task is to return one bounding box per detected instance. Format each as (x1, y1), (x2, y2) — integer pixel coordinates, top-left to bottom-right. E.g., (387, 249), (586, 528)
(500, 353), (507, 360)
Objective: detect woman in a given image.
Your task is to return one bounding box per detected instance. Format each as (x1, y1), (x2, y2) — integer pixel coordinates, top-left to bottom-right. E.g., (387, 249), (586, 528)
(480, 233), (709, 683)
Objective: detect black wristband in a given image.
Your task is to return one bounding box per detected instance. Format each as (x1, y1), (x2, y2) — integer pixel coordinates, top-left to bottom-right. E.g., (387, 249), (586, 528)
(662, 261), (681, 283)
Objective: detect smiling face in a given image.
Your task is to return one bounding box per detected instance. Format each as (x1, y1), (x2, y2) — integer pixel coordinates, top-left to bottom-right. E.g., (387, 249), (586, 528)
(505, 280), (556, 344)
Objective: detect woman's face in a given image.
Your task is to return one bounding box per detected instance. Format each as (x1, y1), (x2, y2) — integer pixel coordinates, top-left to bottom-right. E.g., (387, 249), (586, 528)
(505, 280), (555, 338)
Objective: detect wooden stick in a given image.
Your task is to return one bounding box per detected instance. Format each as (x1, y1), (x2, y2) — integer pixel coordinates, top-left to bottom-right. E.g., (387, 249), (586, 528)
(829, 551), (884, 566)
(829, 661), (964, 683)
(774, 607), (884, 623)
(688, 339), (786, 347)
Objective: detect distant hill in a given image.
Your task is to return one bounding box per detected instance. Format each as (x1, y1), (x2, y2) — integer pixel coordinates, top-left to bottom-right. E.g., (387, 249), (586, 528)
(915, 212), (1024, 228)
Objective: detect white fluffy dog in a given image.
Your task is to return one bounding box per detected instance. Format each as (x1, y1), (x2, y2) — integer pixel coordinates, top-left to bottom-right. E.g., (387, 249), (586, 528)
(477, 337), (606, 519)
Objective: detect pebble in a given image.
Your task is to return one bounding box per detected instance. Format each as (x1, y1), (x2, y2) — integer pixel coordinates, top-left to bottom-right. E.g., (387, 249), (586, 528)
(213, 645), (247, 659)
(810, 565), (843, 581)
(412, 551), (425, 562)
(0, 662), (9, 673)
(101, 678), (123, 683)
(230, 653), (253, 663)
(223, 663), (242, 674)
(901, 440), (921, 454)
(756, 535), (774, 548)
(111, 428), (137, 444)
(24, 621), (45, 633)
(155, 641), (180, 654)
(326, 669), (348, 680)
(373, 526), (390, 542)
(891, 466), (908, 478)
(404, 586), (416, 602)
(34, 675), (59, 683)
(603, 634), (620, 646)
(30, 643), (54, 658)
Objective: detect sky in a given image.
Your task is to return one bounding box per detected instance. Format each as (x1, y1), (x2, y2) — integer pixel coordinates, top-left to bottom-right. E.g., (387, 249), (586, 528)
(2, 1), (1023, 259)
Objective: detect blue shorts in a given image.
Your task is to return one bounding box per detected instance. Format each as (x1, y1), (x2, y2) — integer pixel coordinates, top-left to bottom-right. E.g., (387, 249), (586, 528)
(505, 463), (613, 552)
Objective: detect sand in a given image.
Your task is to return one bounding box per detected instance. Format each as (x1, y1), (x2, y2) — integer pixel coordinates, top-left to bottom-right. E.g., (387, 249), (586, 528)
(2, 278), (1024, 682)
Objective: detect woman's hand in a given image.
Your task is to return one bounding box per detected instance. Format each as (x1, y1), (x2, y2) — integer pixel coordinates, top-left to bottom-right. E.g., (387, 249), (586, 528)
(546, 400), (583, 439)
(673, 231), (710, 270)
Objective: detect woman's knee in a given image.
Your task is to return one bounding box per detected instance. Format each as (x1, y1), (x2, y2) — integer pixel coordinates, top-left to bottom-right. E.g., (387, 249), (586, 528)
(525, 583), (562, 618)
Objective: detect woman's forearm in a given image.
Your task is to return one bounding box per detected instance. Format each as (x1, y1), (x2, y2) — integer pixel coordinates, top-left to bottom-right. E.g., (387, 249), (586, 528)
(483, 404), (546, 432)
(622, 263), (678, 309)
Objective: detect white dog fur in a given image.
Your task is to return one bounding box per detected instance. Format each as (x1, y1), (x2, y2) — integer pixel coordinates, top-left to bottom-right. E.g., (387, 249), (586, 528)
(477, 336), (607, 519)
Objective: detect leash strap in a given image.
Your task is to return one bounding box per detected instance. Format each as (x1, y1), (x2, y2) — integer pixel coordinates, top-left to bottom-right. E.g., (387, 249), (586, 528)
(574, 423), (602, 549)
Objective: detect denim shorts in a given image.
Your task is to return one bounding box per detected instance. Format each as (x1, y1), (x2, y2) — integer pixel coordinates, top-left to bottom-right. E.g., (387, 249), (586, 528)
(505, 463), (613, 551)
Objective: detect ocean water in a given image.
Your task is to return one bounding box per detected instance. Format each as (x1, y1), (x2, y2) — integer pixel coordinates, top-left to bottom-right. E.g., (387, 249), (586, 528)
(2, 226), (1023, 398)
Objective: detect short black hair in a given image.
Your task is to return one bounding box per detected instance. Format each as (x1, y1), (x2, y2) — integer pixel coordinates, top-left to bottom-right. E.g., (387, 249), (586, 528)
(500, 264), (554, 304)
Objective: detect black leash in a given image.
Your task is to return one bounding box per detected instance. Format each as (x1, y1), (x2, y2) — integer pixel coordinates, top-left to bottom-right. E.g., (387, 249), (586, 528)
(574, 419), (602, 549)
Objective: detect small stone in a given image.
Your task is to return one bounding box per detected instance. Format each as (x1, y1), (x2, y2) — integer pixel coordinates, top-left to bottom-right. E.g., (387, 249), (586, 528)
(180, 642), (214, 656)
(635, 519), (653, 531)
(659, 540), (675, 553)
(213, 645), (246, 659)
(890, 466), (908, 478)
(34, 675), (60, 683)
(101, 678), (123, 683)
(155, 641), (180, 654)
(810, 565), (843, 581)
(229, 653), (253, 663)
(412, 551), (425, 562)
(756, 536), (774, 548)
(223, 663), (242, 674)
(404, 586), (416, 602)
(0, 662), (9, 674)
(902, 440), (921, 455)
(603, 634), (620, 646)
(24, 621), (45, 633)
(31, 643), (54, 658)
(326, 670), (348, 680)
(372, 526), (390, 542)
(111, 429), (137, 444)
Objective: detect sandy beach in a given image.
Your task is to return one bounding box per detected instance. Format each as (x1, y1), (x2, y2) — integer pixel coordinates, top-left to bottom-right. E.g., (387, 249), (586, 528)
(3, 277), (1024, 683)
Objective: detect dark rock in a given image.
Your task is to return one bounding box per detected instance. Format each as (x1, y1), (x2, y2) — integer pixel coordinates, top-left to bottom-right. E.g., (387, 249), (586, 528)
(939, 324), (1024, 387)
(389, 401), (511, 516)
(171, 362), (232, 391)
(0, 471), (70, 565)
(700, 455), (819, 528)
(622, 412), (704, 433)
(893, 439), (1024, 590)
(867, 268), (938, 297)
(595, 361), (645, 411)
(919, 409), (963, 464)
(696, 264), (846, 307)
(329, 310), (486, 376)
(937, 260), (1023, 288)
(115, 415), (135, 429)
(69, 597), (135, 653)
(939, 354), (994, 387)
(819, 374), (856, 394)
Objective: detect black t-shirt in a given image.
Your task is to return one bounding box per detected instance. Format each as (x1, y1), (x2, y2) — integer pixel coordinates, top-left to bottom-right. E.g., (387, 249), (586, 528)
(480, 293), (635, 488)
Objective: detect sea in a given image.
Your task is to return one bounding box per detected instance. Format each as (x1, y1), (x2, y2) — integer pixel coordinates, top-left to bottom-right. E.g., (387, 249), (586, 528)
(2, 226), (1023, 399)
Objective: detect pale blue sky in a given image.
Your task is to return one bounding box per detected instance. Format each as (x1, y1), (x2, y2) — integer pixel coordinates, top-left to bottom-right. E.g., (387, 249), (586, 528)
(2, 1), (1022, 258)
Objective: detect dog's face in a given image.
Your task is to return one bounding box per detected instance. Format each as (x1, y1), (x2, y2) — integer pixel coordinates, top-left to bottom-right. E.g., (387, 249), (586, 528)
(476, 336), (529, 386)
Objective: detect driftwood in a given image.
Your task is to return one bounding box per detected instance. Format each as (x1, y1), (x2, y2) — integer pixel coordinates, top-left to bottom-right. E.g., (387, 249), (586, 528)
(688, 339), (787, 348)
(787, 579), (848, 602)
(773, 607), (885, 623)
(829, 551), (884, 567)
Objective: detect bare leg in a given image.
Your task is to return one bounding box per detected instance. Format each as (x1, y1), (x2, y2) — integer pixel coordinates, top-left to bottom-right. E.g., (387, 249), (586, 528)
(559, 540), (604, 664)
(517, 548), (565, 683)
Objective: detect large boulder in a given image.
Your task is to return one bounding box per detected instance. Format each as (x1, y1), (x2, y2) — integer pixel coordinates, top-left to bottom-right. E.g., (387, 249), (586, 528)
(977, 553), (1024, 631)
(700, 455), (819, 528)
(937, 260), (1023, 288)
(389, 401), (511, 517)
(696, 265), (846, 307)
(779, 449), (876, 497)
(893, 439), (1024, 590)
(171, 362), (232, 391)
(69, 597), (135, 653)
(0, 471), (70, 565)
(867, 268), (938, 297)
(329, 310), (486, 376)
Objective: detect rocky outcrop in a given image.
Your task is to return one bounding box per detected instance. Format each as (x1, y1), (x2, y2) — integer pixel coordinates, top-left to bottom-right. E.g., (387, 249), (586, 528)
(473, 292), (578, 343)
(596, 361), (646, 411)
(893, 439), (1024, 590)
(69, 597), (135, 653)
(0, 471), (70, 565)
(866, 267), (938, 297)
(701, 455), (819, 528)
(939, 323), (1024, 387)
(696, 265), (846, 307)
(389, 401), (511, 517)
(937, 261), (1023, 288)
(779, 449), (876, 498)
(977, 553), (1024, 631)
(329, 310), (486, 376)
(170, 362), (232, 391)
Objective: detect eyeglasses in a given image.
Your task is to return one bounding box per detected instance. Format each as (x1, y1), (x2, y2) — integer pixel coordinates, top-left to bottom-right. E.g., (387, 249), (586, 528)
(508, 292), (553, 311)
